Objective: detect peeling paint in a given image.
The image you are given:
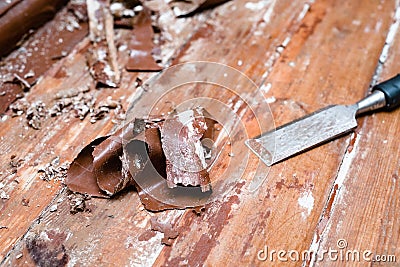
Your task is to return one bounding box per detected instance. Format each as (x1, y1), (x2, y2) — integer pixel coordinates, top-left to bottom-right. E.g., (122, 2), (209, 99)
(263, 0), (277, 23)
(265, 96), (276, 104)
(334, 131), (361, 190)
(372, 5), (400, 84)
(307, 127), (361, 265)
(298, 191), (314, 219)
(259, 82), (272, 94)
(245, 0), (270, 11)
(25, 230), (69, 267)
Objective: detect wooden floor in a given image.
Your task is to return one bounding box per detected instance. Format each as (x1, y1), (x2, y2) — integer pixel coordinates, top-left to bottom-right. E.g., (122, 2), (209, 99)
(1, 0), (400, 266)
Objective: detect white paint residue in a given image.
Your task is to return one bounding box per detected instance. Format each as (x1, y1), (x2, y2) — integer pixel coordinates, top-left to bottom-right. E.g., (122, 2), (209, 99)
(177, 109), (194, 126)
(298, 191), (314, 219)
(39, 231), (51, 241)
(265, 96), (276, 103)
(379, 7), (400, 63)
(263, 0), (277, 23)
(0, 190), (9, 199)
(335, 132), (360, 188)
(194, 139), (208, 168)
(110, 2), (123, 13)
(297, 3), (311, 22)
(103, 64), (114, 77)
(1, 114), (8, 122)
(245, 0), (270, 11)
(118, 44), (127, 52)
(276, 46), (284, 53)
(66, 232), (73, 241)
(282, 36), (291, 47)
(308, 233), (321, 266)
(260, 82), (272, 94)
(232, 99), (244, 113)
(375, 20), (382, 33)
(67, 237), (100, 267)
(307, 131), (361, 266)
(97, 49), (107, 61)
(177, 110), (208, 168)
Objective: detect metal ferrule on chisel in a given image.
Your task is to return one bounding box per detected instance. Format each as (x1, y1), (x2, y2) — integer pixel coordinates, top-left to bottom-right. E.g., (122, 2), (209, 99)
(356, 90), (386, 115)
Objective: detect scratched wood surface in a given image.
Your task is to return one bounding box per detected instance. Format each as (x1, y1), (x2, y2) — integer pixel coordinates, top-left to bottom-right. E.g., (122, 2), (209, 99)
(1, 0), (400, 266)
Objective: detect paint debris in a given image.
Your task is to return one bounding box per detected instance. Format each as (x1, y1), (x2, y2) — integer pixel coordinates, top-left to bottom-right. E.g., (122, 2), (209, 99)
(298, 191), (314, 219)
(37, 157), (69, 182)
(65, 108), (220, 211)
(68, 193), (91, 214)
(0, 190), (10, 199)
(10, 90), (122, 128)
(86, 0), (120, 87)
(0, 0), (89, 113)
(25, 230), (69, 267)
(49, 204), (58, 212)
(125, 6), (163, 72)
(150, 216), (179, 246)
(161, 108), (213, 192)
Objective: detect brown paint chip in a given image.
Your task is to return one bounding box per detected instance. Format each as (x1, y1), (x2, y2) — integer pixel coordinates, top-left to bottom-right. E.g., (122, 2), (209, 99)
(137, 229), (157, 242)
(125, 6), (162, 72)
(65, 108), (219, 211)
(161, 108), (211, 191)
(150, 216), (179, 246)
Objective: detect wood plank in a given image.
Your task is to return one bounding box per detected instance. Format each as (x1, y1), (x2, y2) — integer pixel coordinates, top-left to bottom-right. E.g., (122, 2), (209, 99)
(0, 1), (89, 113)
(0, 1), (207, 262)
(2, 0), (309, 265)
(313, 5), (400, 266)
(1, 0), (398, 266)
(153, 0), (397, 266)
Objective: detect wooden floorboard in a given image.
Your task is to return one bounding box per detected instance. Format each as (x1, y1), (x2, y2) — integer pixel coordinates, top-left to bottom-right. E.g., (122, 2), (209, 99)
(0, 0), (207, 262)
(1, 0), (399, 266)
(314, 4), (400, 266)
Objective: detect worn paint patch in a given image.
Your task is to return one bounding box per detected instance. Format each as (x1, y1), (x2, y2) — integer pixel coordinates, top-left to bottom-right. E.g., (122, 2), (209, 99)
(25, 230), (69, 267)
(150, 216), (179, 246)
(262, 0), (277, 23)
(298, 190), (314, 219)
(163, 194), (240, 265)
(347, 132), (357, 153)
(240, 209), (271, 257)
(245, 0), (270, 11)
(137, 230), (157, 242)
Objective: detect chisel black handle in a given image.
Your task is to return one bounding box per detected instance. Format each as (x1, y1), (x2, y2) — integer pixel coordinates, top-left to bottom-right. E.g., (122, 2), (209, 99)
(372, 74), (400, 110)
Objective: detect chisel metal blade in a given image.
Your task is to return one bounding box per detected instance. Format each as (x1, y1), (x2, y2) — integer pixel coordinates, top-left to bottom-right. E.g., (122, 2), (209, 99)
(245, 75), (400, 166)
(245, 104), (358, 166)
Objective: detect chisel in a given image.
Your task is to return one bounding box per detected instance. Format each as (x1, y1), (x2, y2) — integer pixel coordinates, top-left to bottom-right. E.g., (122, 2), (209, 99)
(246, 74), (400, 166)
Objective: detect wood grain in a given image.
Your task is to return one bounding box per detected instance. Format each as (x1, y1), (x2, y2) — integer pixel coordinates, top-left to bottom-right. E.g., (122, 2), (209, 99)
(314, 4), (400, 266)
(0, 1), (206, 262)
